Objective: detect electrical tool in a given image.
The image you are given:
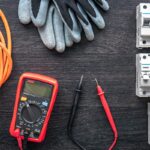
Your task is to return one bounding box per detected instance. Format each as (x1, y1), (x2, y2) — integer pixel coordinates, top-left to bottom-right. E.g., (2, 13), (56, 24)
(9, 73), (58, 150)
(0, 10), (13, 87)
(136, 3), (150, 48)
(136, 54), (150, 144)
(136, 53), (150, 97)
(67, 76), (118, 150)
(67, 75), (86, 150)
(136, 4), (150, 144)
(148, 103), (150, 144)
(95, 79), (118, 150)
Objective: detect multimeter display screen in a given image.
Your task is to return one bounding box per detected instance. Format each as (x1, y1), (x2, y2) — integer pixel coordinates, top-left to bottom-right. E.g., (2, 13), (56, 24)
(23, 80), (51, 98)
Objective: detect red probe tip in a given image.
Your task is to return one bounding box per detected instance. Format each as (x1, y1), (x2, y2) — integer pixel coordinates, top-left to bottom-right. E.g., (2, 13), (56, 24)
(95, 78), (99, 86)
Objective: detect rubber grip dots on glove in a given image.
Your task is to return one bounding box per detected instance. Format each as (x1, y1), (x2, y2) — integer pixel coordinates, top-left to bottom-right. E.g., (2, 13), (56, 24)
(0, 10), (13, 87)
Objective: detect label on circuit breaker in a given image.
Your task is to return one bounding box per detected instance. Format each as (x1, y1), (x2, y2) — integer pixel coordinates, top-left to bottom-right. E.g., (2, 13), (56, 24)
(141, 64), (150, 71)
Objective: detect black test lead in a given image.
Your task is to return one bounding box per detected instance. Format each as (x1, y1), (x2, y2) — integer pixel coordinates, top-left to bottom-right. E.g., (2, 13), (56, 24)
(67, 75), (86, 150)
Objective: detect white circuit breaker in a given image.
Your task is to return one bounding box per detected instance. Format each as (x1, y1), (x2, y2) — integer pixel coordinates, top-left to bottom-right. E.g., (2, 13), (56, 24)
(136, 53), (150, 97)
(136, 3), (150, 48)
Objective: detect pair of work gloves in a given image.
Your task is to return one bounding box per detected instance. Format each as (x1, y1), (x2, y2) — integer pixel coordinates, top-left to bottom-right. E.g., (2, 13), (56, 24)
(18, 0), (109, 53)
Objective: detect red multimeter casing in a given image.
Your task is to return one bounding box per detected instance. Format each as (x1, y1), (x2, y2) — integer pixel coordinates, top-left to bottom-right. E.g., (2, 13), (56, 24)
(9, 73), (58, 143)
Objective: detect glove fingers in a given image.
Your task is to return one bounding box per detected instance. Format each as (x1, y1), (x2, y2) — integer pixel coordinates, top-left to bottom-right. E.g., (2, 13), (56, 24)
(53, 0), (88, 32)
(38, 5), (56, 49)
(18, 0), (31, 24)
(54, 3), (82, 43)
(53, 7), (66, 53)
(30, 0), (49, 27)
(78, 0), (96, 17)
(77, 4), (94, 41)
(66, 9), (82, 43)
(87, 0), (105, 29)
(95, 0), (109, 11)
(65, 26), (74, 47)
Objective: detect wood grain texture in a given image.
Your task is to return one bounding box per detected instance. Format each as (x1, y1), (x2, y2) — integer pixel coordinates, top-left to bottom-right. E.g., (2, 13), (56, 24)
(0, 0), (149, 149)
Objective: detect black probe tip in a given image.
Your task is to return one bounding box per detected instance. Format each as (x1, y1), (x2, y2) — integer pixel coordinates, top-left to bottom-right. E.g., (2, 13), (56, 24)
(78, 75), (84, 87)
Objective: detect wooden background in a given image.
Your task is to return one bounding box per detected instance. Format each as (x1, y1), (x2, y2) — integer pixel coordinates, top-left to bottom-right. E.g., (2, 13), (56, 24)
(0, 0), (149, 149)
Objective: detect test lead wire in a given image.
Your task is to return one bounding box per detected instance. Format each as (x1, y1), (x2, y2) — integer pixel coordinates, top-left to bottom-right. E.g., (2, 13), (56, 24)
(95, 78), (118, 150)
(67, 75), (86, 150)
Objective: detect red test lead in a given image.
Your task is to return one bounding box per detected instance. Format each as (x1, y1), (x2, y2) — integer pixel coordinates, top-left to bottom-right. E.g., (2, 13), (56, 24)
(95, 79), (118, 150)
(16, 129), (23, 150)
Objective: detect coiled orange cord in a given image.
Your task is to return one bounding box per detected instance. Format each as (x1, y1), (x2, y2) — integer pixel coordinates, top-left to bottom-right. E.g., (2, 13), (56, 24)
(0, 10), (12, 87)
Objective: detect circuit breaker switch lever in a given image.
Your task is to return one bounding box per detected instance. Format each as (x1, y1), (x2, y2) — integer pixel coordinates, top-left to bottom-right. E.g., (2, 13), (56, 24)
(143, 18), (150, 27)
(143, 74), (149, 80)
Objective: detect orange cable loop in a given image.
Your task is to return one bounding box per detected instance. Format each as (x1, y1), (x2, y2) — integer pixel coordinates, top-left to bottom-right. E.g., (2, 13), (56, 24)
(0, 9), (13, 87)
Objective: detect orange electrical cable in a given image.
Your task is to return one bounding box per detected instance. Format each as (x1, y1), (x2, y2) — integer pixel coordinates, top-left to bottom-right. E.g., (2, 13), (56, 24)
(0, 9), (13, 87)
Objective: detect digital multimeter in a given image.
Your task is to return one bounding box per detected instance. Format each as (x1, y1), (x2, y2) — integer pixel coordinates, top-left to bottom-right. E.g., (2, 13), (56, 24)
(9, 73), (58, 143)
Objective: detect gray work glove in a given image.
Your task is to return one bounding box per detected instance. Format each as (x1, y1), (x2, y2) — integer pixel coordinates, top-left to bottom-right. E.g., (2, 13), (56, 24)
(18, 0), (109, 52)
(38, 5), (74, 53)
(18, 0), (74, 52)
(53, 0), (109, 42)
(18, 0), (49, 27)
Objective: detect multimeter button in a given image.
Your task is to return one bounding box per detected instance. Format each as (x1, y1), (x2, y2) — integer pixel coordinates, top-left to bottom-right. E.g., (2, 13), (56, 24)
(26, 128), (31, 131)
(21, 130), (24, 135)
(19, 122), (23, 126)
(34, 129), (41, 137)
(42, 101), (48, 107)
(42, 110), (47, 114)
(34, 129), (40, 133)
(30, 132), (34, 138)
(21, 96), (27, 101)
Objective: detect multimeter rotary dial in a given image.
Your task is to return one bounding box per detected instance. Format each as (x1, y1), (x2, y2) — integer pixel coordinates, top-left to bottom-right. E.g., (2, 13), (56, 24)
(21, 102), (42, 124)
